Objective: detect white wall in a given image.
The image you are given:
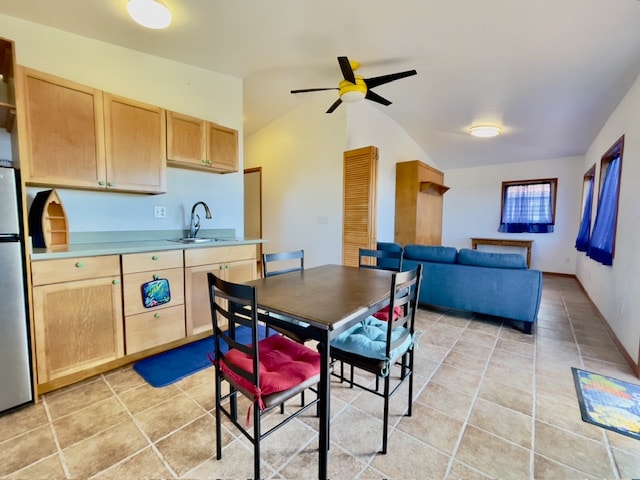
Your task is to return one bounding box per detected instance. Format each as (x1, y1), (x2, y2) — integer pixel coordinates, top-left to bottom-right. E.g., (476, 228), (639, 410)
(0, 14), (244, 236)
(245, 97), (434, 266)
(244, 95), (347, 267)
(443, 156), (584, 273)
(577, 72), (640, 364)
(346, 101), (436, 242)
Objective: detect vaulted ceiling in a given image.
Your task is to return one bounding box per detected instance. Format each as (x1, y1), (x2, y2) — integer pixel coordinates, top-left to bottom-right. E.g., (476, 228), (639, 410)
(1, 0), (639, 169)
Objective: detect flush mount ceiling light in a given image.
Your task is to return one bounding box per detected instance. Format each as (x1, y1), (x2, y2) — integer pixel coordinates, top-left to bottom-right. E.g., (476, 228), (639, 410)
(127, 0), (172, 29)
(469, 125), (502, 138)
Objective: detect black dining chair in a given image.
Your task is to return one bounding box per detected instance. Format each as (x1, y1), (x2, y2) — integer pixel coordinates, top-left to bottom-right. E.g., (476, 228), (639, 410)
(329, 264), (423, 454)
(208, 272), (321, 480)
(261, 249), (314, 344)
(358, 247), (403, 272)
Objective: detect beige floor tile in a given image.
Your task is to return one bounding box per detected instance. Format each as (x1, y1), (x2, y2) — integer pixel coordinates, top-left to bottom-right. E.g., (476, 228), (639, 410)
(611, 447), (640, 479)
(370, 429), (450, 479)
(0, 424), (58, 476)
(134, 392), (205, 441)
(446, 460), (492, 479)
(330, 405), (384, 458)
(118, 382), (181, 415)
(280, 442), (367, 480)
(476, 377), (532, 416)
(533, 453), (600, 479)
(429, 363), (482, 396)
(0, 401), (48, 442)
(534, 420), (613, 478)
(92, 446), (174, 479)
(103, 365), (146, 394)
(454, 425), (531, 479)
(185, 438), (269, 479)
(155, 414), (223, 477)
(53, 396), (129, 448)
(4, 453), (66, 480)
(468, 397), (532, 448)
(397, 401), (463, 454)
(417, 380), (475, 421)
(534, 394), (603, 441)
(44, 378), (113, 419)
(62, 419), (149, 478)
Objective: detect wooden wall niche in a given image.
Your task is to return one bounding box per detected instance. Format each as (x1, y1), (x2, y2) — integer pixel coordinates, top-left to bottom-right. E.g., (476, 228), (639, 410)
(394, 160), (448, 246)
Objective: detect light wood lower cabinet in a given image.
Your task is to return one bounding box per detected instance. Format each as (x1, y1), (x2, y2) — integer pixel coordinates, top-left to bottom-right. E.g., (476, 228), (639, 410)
(31, 256), (123, 384)
(184, 245), (257, 335)
(122, 250), (185, 354)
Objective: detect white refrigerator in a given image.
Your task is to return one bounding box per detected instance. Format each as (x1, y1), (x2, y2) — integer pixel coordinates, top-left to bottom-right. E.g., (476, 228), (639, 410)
(0, 167), (33, 413)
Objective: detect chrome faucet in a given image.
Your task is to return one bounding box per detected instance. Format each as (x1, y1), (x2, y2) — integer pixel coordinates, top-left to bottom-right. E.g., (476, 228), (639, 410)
(189, 201), (212, 238)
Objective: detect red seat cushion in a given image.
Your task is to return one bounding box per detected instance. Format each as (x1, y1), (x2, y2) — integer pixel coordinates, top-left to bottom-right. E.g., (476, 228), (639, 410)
(218, 334), (320, 410)
(373, 305), (403, 321)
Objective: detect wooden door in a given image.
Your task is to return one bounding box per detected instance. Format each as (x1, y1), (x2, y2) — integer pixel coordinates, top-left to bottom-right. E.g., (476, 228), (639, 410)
(19, 67), (105, 188)
(104, 94), (166, 193)
(342, 146), (378, 267)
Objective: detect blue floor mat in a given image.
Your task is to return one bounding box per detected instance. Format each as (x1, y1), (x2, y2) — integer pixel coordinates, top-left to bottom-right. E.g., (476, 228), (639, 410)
(133, 325), (270, 388)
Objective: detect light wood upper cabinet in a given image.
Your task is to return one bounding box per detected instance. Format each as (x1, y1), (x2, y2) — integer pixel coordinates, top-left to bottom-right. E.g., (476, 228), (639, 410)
(103, 94), (166, 193)
(18, 67), (166, 193)
(167, 110), (238, 173)
(31, 255), (123, 385)
(19, 67), (105, 189)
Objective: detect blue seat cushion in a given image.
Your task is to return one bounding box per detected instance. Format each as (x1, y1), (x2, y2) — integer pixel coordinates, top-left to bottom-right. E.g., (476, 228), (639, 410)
(457, 248), (527, 269)
(330, 316), (413, 361)
(404, 245), (458, 264)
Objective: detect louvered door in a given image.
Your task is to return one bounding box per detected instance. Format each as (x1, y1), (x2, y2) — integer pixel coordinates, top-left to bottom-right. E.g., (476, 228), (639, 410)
(342, 146), (378, 267)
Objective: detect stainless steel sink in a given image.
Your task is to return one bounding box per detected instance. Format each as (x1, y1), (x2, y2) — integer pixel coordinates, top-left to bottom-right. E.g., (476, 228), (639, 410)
(170, 237), (215, 243)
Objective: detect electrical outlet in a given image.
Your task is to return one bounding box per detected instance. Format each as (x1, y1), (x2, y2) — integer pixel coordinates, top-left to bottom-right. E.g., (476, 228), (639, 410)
(154, 206), (166, 218)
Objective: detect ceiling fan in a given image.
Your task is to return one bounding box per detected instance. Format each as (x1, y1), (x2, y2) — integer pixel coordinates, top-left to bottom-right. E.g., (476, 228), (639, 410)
(290, 56), (417, 113)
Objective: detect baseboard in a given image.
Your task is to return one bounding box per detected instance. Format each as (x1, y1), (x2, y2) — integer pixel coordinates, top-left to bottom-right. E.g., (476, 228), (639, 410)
(546, 273), (639, 378)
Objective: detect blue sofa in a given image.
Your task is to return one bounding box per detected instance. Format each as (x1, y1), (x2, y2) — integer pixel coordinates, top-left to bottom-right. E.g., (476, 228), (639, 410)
(378, 242), (543, 334)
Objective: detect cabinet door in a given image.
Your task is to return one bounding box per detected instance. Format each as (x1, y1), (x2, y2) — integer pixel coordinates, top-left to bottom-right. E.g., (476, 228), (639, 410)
(32, 276), (123, 384)
(104, 94), (166, 193)
(185, 258), (257, 336)
(19, 68), (105, 188)
(166, 110), (206, 168)
(206, 122), (238, 173)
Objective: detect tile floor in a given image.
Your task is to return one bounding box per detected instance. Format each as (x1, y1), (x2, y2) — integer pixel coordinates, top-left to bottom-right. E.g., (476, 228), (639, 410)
(2, 274), (640, 479)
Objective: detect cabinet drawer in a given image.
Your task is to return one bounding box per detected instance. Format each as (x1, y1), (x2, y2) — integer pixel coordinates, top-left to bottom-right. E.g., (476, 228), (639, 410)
(184, 244), (256, 267)
(123, 267), (184, 316)
(122, 249), (183, 274)
(31, 255), (120, 286)
(125, 304), (185, 355)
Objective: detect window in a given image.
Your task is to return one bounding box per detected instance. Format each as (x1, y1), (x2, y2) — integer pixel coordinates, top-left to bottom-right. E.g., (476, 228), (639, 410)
(587, 135), (624, 265)
(499, 178), (557, 233)
(575, 165), (595, 252)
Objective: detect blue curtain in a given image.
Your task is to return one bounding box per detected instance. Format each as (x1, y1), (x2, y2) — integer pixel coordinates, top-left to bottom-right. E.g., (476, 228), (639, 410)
(588, 155), (621, 265)
(575, 176), (594, 252)
(499, 182), (554, 233)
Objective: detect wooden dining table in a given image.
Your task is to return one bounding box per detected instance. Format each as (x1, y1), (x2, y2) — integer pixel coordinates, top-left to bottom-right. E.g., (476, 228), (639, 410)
(245, 264), (395, 480)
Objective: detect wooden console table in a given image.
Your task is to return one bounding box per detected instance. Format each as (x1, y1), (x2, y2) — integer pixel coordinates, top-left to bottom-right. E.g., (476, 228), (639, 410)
(470, 238), (533, 268)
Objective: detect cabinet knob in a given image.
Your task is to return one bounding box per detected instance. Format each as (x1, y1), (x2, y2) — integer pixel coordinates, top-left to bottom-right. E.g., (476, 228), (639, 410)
(207, 160), (212, 166)
(201, 159), (207, 165)
(152, 255), (159, 261)
(154, 313), (161, 319)
(98, 180), (106, 186)
(107, 182), (114, 187)
(75, 261), (84, 268)
(112, 279), (120, 285)
(153, 274), (159, 280)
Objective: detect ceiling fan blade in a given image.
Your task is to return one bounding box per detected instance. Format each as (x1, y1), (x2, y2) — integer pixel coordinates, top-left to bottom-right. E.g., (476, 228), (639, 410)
(365, 90), (392, 106)
(326, 98), (343, 113)
(291, 87), (338, 94)
(337, 56), (356, 84)
(364, 70), (417, 89)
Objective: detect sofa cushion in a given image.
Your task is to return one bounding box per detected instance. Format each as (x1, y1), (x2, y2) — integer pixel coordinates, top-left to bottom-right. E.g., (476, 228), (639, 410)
(404, 245), (457, 264)
(456, 248), (527, 269)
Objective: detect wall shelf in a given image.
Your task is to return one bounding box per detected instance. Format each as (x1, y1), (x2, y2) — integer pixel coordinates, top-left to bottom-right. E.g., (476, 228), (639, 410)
(419, 181), (449, 196)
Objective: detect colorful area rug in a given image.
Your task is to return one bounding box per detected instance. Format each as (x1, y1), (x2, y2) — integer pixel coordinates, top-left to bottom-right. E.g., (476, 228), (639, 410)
(133, 325), (271, 387)
(572, 367), (640, 440)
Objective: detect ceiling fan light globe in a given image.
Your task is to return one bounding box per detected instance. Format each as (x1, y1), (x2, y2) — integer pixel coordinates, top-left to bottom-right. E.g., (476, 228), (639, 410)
(127, 0), (172, 29)
(341, 90), (366, 103)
